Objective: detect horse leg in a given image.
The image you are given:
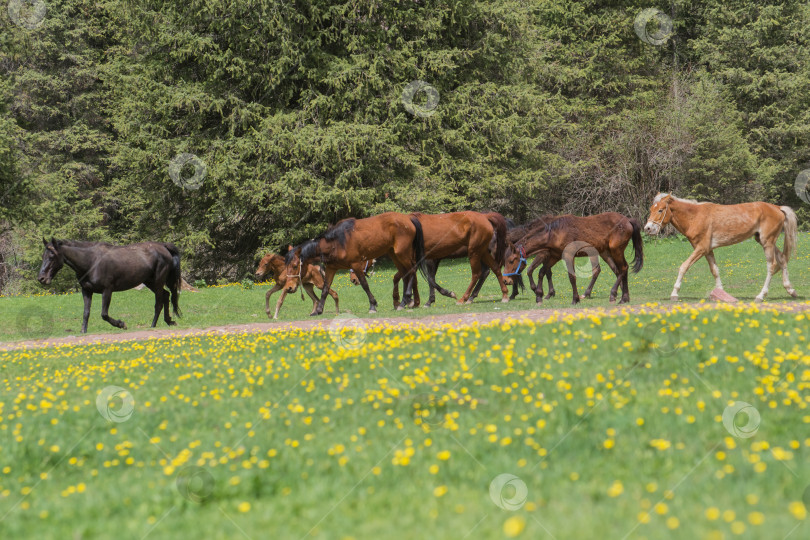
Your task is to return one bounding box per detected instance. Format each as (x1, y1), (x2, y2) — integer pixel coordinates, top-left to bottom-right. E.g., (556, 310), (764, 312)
(411, 273), (420, 308)
(705, 250), (723, 292)
(274, 290), (288, 319)
(526, 255), (543, 294)
(81, 287), (93, 333)
(566, 263), (581, 305)
(327, 286), (340, 314)
(610, 249), (630, 304)
(150, 287), (163, 328)
(471, 265), (491, 301)
(425, 260), (439, 307)
(100, 289), (126, 329)
(581, 252), (602, 299)
(161, 289), (176, 325)
(314, 268), (338, 316)
(352, 267), (378, 313)
(265, 284), (282, 319)
(600, 254), (622, 302)
(303, 283), (321, 315)
(755, 243), (778, 302)
(775, 247), (797, 297)
(428, 259), (457, 301)
(392, 269), (402, 310)
(459, 255), (484, 304)
(670, 248), (706, 301)
(544, 265), (555, 299)
(480, 250), (509, 303)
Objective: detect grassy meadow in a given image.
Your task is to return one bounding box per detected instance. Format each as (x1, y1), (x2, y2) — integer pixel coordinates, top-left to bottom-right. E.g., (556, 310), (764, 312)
(1, 234), (810, 344)
(0, 303), (807, 539)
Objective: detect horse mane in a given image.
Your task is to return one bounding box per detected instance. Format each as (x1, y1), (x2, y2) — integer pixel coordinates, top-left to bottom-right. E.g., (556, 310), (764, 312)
(321, 218), (356, 247)
(654, 192), (708, 205)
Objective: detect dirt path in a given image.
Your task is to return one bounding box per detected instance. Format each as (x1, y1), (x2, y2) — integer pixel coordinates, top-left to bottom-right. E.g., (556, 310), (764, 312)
(2, 301), (808, 352)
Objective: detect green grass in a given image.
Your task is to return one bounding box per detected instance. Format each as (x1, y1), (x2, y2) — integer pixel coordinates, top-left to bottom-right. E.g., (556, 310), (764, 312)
(2, 233), (809, 344)
(0, 305), (807, 539)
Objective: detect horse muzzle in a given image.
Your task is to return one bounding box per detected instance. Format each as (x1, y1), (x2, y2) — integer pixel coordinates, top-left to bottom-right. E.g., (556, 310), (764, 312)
(643, 222), (660, 235)
(38, 275), (51, 285)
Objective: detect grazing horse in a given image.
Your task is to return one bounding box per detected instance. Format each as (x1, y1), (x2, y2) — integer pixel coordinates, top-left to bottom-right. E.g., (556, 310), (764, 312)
(37, 239), (182, 333)
(404, 211), (510, 305)
(643, 193), (798, 302)
(284, 212), (433, 315)
(503, 213), (644, 304)
(255, 252), (339, 319)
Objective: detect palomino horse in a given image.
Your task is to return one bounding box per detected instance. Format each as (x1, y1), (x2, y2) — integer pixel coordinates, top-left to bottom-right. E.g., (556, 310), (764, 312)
(643, 193), (798, 302)
(284, 212), (433, 315)
(37, 239), (182, 332)
(402, 211), (510, 305)
(503, 213), (644, 304)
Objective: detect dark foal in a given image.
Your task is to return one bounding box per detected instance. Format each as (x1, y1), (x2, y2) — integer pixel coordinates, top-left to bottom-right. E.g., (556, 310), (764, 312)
(38, 239), (182, 333)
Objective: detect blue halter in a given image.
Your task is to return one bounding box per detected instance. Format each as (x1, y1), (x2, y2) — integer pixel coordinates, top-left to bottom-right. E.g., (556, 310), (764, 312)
(503, 246), (527, 277)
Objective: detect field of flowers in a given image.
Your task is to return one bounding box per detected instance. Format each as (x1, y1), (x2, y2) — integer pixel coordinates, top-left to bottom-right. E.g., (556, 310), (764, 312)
(0, 302), (808, 539)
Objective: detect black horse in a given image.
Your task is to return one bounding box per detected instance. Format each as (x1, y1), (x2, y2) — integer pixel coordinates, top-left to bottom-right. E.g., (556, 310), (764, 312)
(37, 239), (182, 333)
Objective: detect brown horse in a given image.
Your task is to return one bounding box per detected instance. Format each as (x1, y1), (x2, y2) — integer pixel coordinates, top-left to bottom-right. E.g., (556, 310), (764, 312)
(402, 211), (510, 305)
(284, 212), (433, 315)
(391, 223), (521, 307)
(255, 252), (338, 319)
(503, 213), (644, 304)
(501, 216), (565, 299)
(644, 193), (798, 302)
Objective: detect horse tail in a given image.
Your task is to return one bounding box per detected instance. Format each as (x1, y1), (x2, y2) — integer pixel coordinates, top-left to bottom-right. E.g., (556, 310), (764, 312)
(164, 243), (182, 318)
(410, 215), (441, 290)
(628, 218), (644, 273)
(780, 206), (798, 263)
(485, 212), (507, 266)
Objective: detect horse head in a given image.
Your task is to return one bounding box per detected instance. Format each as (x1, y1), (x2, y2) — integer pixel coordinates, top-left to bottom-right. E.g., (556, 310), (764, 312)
(644, 193), (673, 235)
(38, 238), (65, 285)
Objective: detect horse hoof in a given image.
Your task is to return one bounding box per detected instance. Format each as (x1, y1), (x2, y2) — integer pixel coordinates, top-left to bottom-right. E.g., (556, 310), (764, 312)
(168, 321), (177, 326)
(609, 297), (616, 303)
(788, 289), (798, 298)
(501, 298), (509, 303)
(670, 296), (679, 302)
(369, 308), (377, 314)
(618, 298), (629, 305)
(121, 323), (127, 330)
(754, 296), (764, 303)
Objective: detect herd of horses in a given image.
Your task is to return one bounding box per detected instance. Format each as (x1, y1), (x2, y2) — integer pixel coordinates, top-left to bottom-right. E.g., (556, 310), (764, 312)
(36, 193), (799, 333)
